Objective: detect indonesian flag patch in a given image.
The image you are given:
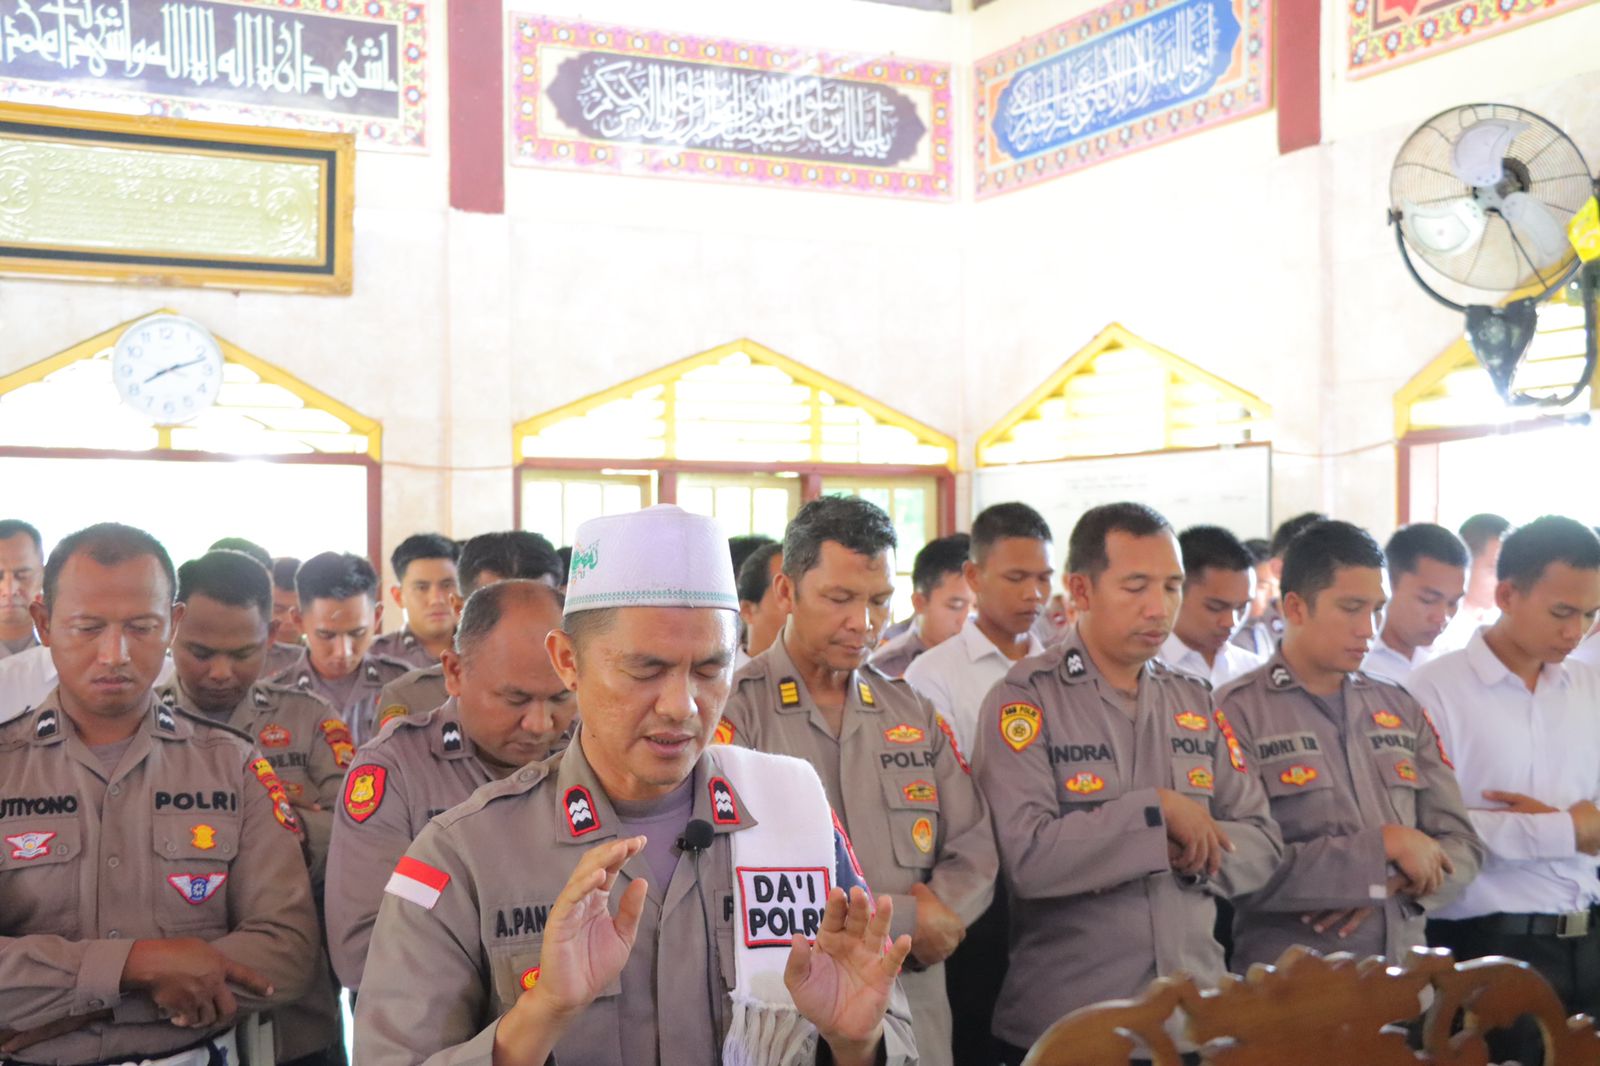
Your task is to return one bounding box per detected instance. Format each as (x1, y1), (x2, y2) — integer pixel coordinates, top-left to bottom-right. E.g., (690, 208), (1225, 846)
(385, 855), (451, 910)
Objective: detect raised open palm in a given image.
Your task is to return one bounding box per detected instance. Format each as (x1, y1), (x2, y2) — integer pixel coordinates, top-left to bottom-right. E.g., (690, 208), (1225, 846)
(532, 836), (649, 1015)
(783, 887), (913, 1047)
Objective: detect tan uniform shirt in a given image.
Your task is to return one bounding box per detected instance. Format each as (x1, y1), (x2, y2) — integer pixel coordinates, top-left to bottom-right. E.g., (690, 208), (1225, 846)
(869, 630), (927, 680)
(353, 734), (916, 1066)
(261, 642), (304, 683)
(0, 692), (319, 1065)
(1217, 654), (1483, 969)
(721, 640), (994, 1066)
(373, 663), (448, 731)
(268, 647), (411, 748)
(369, 627), (441, 671)
(325, 700), (502, 991)
(971, 632), (1283, 1049)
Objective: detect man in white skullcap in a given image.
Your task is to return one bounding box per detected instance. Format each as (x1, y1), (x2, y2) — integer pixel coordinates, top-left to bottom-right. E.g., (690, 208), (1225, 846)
(354, 505), (918, 1066)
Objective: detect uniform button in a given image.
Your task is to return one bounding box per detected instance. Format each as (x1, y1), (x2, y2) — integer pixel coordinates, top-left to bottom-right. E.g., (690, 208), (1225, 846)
(107, 930), (120, 939)
(90, 999), (105, 1009)
(57, 844), (71, 857)
(109, 785), (121, 797)
(107, 857), (120, 868)
(165, 842), (177, 854)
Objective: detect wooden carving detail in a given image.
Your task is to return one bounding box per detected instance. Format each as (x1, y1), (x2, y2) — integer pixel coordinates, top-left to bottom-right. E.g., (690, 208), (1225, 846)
(1022, 946), (1600, 1066)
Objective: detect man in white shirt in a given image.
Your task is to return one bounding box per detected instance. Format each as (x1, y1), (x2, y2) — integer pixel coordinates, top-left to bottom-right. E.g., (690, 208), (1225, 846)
(1160, 525), (1266, 688)
(872, 534), (971, 679)
(1409, 515), (1600, 1066)
(1362, 523), (1468, 687)
(1432, 513), (1511, 653)
(904, 503), (1051, 755)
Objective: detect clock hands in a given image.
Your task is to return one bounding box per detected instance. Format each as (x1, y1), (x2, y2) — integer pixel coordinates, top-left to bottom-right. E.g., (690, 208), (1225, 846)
(142, 357), (208, 384)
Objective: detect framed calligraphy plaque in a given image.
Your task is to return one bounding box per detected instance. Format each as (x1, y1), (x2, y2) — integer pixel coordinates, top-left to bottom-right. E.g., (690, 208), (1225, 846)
(1347, 0), (1592, 78)
(974, 0), (1272, 199)
(510, 16), (954, 201)
(0, 0), (426, 150)
(0, 103), (354, 294)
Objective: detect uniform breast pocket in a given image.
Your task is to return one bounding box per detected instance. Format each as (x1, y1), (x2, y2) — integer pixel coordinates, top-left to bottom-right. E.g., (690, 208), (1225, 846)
(1375, 751), (1424, 824)
(1057, 762), (1123, 811)
(488, 936), (545, 1011)
(1262, 756), (1335, 809)
(880, 774), (940, 871)
(151, 813), (237, 934)
(0, 816), (82, 934)
(1170, 757), (1216, 810)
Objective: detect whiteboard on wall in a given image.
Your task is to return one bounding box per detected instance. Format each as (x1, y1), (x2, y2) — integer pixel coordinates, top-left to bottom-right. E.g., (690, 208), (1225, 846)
(972, 444), (1273, 544)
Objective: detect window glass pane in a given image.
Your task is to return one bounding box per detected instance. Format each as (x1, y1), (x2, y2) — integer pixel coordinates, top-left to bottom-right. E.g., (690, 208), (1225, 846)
(679, 485), (715, 517)
(563, 483), (604, 545)
(752, 488), (792, 541)
(603, 483), (643, 514)
(714, 486), (753, 535)
(521, 481), (564, 544)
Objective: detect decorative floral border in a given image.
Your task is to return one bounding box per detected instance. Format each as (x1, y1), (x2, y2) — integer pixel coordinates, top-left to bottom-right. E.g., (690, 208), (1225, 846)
(973, 0), (1272, 199)
(0, 0), (428, 150)
(509, 15), (955, 201)
(1346, 0), (1593, 78)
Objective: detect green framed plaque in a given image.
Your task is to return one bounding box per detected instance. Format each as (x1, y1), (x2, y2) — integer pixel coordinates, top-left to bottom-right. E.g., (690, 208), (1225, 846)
(0, 104), (354, 294)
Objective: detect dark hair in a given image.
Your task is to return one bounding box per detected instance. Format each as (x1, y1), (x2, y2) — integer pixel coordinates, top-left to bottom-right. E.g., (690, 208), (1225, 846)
(970, 503), (1052, 564)
(391, 533), (460, 582)
(737, 542), (783, 606)
(1385, 524), (1469, 578)
(178, 550), (273, 617)
(913, 533), (971, 597)
(555, 547), (572, 585)
(1496, 515), (1600, 590)
(0, 519), (44, 556)
(729, 535), (777, 582)
(455, 580), (564, 659)
(208, 537), (271, 569)
(1459, 513), (1513, 556)
(1269, 512), (1326, 558)
(43, 522), (176, 614)
(561, 605), (617, 656)
(1178, 526), (1254, 584)
(1243, 538), (1271, 565)
(782, 496), (897, 581)
(271, 557), (300, 593)
(294, 551), (379, 608)
(1280, 520), (1384, 605)
(1067, 502), (1172, 579)
(457, 532), (561, 594)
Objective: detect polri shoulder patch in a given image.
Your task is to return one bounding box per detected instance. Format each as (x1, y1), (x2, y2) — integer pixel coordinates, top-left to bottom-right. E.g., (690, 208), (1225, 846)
(320, 719), (355, 767)
(712, 719), (736, 745)
(250, 758), (301, 834)
(563, 785), (599, 837)
(1000, 702), (1042, 753)
(378, 704), (409, 728)
(1214, 709), (1247, 772)
(343, 764), (387, 823)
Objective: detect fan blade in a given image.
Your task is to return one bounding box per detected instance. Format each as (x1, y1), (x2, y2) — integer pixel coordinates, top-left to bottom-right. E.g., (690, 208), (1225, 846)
(1502, 192), (1572, 268)
(1451, 118), (1524, 188)
(1402, 197), (1486, 256)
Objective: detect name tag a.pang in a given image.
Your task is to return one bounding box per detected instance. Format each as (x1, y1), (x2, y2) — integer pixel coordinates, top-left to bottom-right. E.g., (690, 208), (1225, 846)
(737, 866), (832, 948)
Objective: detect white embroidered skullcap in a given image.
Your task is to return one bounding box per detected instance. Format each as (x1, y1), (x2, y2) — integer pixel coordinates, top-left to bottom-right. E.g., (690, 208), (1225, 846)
(563, 505), (738, 616)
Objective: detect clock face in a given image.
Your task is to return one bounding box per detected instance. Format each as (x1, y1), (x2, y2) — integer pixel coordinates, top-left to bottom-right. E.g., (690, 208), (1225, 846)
(112, 315), (225, 425)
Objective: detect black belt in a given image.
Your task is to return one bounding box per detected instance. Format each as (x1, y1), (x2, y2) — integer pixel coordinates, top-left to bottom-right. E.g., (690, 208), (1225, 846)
(1445, 906), (1600, 940)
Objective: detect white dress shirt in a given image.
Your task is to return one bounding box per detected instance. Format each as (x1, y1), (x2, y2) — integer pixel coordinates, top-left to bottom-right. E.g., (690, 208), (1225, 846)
(1567, 629), (1600, 668)
(1360, 637), (1433, 687)
(0, 645), (176, 725)
(1407, 628), (1600, 918)
(1431, 604), (1500, 654)
(1157, 632), (1265, 689)
(903, 621), (1043, 756)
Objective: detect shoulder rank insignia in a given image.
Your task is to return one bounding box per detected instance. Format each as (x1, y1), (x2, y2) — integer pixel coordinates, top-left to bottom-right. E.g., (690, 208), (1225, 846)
(320, 719), (355, 767)
(1174, 711), (1209, 732)
(1065, 650), (1087, 678)
(709, 777), (739, 825)
(563, 785), (599, 837)
(295, 673), (313, 691)
(1269, 665), (1293, 689)
(712, 719), (736, 745)
(1279, 764), (1318, 787)
(778, 678), (801, 707)
(1372, 710), (1402, 729)
(158, 688), (177, 707)
(252, 687), (272, 709)
(343, 764), (387, 823)
(364, 662), (381, 684)
(441, 722), (464, 753)
(1000, 702), (1042, 753)
(155, 705), (178, 733)
(857, 681), (875, 707)
(34, 708), (58, 739)
(883, 723), (924, 744)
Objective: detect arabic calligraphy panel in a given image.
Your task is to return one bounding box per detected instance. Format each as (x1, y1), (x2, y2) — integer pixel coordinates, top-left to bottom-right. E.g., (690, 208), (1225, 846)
(973, 0), (1272, 198)
(0, 0), (426, 150)
(1346, 0), (1592, 78)
(510, 16), (954, 201)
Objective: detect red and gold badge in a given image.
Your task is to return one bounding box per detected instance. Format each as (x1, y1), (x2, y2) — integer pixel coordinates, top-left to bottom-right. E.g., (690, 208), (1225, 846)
(712, 719), (736, 745)
(320, 719), (355, 768)
(1000, 703), (1042, 753)
(1174, 711), (1209, 733)
(1279, 764), (1318, 787)
(343, 764), (387, 824)
(1214, 710), (1247, 772)
(911, 817), (934, 854)
(902, 780), (938, 804)
(519, 967), (540, 991)
(377, 704), (409, 729)
(883, 723), (925, 745)
(1187, 767), (1214, 792)
(258, 724), (291, 748)
(1064, 772), (1105, 795)
(1371, 710), (1402, 730)
(1395, 759), (1418, 783)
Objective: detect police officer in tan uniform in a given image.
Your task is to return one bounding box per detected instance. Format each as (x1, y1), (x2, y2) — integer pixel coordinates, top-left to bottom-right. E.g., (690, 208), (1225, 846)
(973, 503), (1283, 1063)
(1218, 520), (1482, 972)
(326, 581), (575, 992)
(370, 531), (565, 731)
(370, 534), (460, 670)
(354, 506), (915, 1066)
(0, 523), (318, 1065)
(722, 497), (994, 1066)
(269, 552), (410, 746)
(0, 520), (43, 662)
(157, 549), (353, 1066)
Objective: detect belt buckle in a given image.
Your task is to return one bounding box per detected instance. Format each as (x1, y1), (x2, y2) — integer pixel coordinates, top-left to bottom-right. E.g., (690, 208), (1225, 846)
(1556, 910), (1590, 938)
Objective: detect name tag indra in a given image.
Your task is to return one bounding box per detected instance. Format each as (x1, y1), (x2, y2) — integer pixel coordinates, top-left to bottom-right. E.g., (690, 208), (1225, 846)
(737, 866), (831, 948)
